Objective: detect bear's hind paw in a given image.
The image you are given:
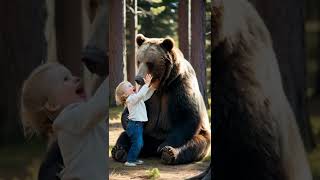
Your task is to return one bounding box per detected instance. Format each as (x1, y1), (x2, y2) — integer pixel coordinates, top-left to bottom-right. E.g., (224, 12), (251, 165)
(111, 145), (127, 163)
(161, 146), (179, 165)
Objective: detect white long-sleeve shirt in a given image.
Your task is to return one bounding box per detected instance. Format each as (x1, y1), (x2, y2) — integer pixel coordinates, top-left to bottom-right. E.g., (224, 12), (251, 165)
(126, 84), (155, 122)
(53, 77), (108, 180)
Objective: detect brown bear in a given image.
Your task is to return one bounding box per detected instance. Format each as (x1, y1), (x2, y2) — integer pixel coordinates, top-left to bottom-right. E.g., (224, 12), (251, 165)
(211, 0), (312, 180)
(111, 34), (211, 164)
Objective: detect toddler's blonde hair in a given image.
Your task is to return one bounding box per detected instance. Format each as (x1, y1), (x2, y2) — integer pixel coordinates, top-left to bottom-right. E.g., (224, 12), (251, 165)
(20, 62), (60, 140)
(115, 81), (131, 105)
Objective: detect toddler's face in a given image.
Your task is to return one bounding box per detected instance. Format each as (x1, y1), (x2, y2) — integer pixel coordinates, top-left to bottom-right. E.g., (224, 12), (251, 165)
(45, 65), (86, 109)
(123, 82), (136, 96)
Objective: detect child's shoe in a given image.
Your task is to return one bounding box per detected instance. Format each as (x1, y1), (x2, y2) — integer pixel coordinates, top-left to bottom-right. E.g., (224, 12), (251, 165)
(135, 160), (144, 165)
(124, 161), (137, 167)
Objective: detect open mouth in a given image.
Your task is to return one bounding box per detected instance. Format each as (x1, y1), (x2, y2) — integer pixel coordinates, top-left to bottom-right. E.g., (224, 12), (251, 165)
(75, 86), (86, 99)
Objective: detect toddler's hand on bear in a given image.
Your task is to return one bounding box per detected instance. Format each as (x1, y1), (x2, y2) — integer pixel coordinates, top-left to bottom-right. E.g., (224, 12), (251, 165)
(143, 74), (152, 86)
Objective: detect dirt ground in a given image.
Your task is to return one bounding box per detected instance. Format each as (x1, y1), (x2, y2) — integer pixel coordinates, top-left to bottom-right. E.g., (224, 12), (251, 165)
(108, 107), (211, 180)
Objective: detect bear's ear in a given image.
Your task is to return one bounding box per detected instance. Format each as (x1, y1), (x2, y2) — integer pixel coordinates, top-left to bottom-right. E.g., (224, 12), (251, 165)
(161, 38), (174, 51)
(136, 34), (146, 46)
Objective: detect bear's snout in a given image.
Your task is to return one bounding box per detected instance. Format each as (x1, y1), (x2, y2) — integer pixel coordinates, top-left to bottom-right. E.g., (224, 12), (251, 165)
(135, 76), (145, 85)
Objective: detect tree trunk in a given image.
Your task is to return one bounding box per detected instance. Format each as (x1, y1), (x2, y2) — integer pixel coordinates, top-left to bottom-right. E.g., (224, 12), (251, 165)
(191, 0), (208, 106)
(317, 17), (320, 96)
(45, 0), (57, 63)
(316, 0), (320, 97)
(126, 0), (137, 85)
(0, 0), (47, 144)
(109, 0), (125, 106)
(55, 0), (83, 76)
(83, 0), (109, 96)
(250, 0), (315, 151)
(178, 0), (190, 60)
(316, 69), (320, 96)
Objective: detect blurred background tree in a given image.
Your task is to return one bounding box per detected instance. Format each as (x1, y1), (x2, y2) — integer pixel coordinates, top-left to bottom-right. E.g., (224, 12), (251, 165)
(55, 0), (83, 76)
(306, 0), (320, 98)
(109, 0), (125, 106)
(0, 0), (47, 145)
(250, 0), (315, 152)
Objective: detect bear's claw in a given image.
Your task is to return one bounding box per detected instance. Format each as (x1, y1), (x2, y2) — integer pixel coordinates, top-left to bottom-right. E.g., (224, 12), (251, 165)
(111, 145), (127, 163)
(161, 146), (178, 165)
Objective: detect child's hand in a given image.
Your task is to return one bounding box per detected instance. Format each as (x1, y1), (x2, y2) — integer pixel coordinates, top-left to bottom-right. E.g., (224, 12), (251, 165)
(144, 74), (152, 86)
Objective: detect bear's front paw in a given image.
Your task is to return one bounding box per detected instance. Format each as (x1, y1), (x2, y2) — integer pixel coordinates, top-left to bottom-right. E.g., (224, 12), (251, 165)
(157, 146), (162, 153)
(111, 145), (127, 163)
(157, 143), (168, 153)
(161, 146), (179, 165)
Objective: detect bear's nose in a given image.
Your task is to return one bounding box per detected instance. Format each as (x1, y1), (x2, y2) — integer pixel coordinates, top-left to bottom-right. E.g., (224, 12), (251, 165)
(135, 76), (145, 85)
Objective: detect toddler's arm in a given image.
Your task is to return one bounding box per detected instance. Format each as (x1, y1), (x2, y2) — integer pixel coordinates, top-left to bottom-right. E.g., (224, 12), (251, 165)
(126, 84), (149, 106)
(143, 88), (155, 101)
(53, 77), (108, 134)
(143, 78), (157, 101)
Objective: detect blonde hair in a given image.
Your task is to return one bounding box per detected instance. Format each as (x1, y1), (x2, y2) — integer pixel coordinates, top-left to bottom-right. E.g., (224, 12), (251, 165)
(20, 62), (61, 140)
(115, 81), (130, 105)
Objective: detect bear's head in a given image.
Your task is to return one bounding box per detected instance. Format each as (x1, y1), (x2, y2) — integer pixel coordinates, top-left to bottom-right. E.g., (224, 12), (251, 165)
(134, 34), (182, 89)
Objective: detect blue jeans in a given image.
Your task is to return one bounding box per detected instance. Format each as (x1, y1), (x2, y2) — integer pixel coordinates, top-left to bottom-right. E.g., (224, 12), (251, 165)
(126, 121), (144, 163)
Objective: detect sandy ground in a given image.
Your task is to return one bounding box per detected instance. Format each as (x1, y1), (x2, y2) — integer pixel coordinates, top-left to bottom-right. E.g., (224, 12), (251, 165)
(108, 108), (211, 180)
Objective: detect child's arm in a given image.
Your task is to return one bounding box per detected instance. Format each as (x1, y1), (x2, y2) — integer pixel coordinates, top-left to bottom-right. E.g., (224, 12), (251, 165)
(126, 84), (149, 105)
(143, 78), (158, 101)
(53, 77), (108, 134)
(143, 88), (155, 101)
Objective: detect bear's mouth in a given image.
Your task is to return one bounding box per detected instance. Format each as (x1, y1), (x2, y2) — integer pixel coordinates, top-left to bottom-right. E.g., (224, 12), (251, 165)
(135, 77), (145, 86)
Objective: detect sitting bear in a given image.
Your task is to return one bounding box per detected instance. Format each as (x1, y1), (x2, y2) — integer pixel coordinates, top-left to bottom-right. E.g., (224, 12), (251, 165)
(111, 34), (211, 164)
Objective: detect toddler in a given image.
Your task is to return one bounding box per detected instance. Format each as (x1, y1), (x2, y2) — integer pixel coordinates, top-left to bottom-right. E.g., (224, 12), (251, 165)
(115, 74), (155, 166)
(20, 62), (108, 180)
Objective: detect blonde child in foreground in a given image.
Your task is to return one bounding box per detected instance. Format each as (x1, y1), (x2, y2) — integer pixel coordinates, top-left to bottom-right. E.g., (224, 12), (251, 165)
(20, 62), (108, 180)
(115, 74), (156, 166)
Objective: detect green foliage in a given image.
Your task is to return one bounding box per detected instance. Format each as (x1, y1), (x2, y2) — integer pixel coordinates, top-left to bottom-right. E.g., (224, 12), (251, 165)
(151, 0), (163, 3)
(309, 113), (320, 179)
(150, 6), (166, 15)
(146, 168), (161, 179)
(310, 145), (320, 179)
(306, 21), (320, 97)
(137, 0), (178, 38)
